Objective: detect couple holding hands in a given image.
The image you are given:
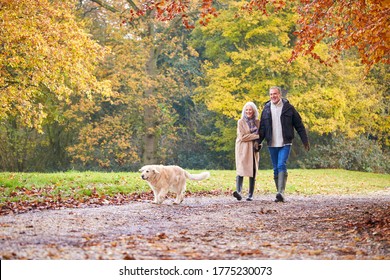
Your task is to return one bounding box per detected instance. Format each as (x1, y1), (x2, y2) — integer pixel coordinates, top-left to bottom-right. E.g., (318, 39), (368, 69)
(234, 86), (310, 203)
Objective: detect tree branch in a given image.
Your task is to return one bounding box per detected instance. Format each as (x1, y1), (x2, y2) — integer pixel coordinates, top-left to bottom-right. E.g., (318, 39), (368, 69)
(89, 0), (119, 13)
(125, 0), (140, 11)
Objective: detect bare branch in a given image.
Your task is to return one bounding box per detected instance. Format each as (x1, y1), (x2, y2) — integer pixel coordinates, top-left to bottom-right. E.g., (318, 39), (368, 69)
(125, 0), (140, 11)
(89, 0), (119, 13)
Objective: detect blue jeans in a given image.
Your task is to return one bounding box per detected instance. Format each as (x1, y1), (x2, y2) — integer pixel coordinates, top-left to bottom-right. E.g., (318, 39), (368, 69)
(268, 145), (291, 177)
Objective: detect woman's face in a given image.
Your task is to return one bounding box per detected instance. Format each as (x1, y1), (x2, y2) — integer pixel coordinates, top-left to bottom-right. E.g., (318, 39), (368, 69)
(245, 105), (254, 118)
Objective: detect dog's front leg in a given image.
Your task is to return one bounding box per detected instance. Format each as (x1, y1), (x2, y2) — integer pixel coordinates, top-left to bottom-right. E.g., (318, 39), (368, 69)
(152, 189), (159, 204)
(155, 188), (169, 204)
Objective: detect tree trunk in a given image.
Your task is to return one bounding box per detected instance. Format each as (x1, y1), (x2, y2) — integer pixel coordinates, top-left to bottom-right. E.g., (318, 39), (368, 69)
(142, 23), (160, 164)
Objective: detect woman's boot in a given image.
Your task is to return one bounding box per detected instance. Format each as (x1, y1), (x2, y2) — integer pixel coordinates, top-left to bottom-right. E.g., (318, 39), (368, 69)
(246, 177), (255, 201)
(233, 176), (243, 201)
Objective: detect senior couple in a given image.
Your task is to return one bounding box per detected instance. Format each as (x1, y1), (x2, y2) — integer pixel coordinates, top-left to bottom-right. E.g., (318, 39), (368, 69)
(233, 86), (310, 202)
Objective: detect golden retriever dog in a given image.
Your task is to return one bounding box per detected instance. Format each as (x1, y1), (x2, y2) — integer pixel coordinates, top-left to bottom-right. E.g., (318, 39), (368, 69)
(140, 165), (210, 204)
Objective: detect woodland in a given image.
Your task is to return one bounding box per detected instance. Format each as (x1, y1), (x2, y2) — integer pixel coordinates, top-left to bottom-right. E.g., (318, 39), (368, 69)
(1, 1), (389, 263)
(0, 0), (389, 173)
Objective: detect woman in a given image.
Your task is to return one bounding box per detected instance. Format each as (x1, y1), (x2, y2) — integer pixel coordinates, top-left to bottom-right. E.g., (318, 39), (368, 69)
(233, 102), (261, 201)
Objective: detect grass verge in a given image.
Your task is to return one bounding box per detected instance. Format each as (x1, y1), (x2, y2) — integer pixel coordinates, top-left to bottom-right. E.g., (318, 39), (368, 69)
(1, 169), (389, 204)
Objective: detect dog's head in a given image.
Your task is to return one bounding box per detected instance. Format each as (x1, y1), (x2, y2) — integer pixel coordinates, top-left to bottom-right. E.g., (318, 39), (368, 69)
(139, 165), (160, 181)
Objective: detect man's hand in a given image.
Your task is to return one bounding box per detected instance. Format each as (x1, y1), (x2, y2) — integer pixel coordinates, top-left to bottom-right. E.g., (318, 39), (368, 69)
(304, 142), (310, 151)
(253, 141), (262, 152)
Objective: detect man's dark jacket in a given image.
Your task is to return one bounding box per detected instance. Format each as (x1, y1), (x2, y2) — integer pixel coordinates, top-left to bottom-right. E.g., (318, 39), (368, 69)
(258, 99), (309, 146)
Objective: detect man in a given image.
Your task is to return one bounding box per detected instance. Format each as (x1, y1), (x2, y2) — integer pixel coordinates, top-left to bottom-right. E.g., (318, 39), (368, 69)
(258, 86), (310, 202)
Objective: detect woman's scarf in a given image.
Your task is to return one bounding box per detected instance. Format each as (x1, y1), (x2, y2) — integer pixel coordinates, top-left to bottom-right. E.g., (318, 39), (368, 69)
(244, 115), (258, 134)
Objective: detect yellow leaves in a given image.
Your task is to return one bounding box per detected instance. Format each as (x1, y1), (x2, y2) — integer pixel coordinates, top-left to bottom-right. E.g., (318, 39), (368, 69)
(287, 54), (387, 139)
(293, 86), (347, 134)
(0, 0), (111, 131)
(186, 45), (199, 58)
(199, 63), (244, 118)
(67, 115), (140, 169)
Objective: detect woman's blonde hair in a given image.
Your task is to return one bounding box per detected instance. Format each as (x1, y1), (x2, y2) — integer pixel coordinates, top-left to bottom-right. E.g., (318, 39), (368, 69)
(241, 102), (259, 120)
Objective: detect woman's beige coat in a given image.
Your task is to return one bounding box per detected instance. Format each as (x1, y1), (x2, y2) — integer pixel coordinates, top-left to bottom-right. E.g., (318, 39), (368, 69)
(235, 118), (260, 177)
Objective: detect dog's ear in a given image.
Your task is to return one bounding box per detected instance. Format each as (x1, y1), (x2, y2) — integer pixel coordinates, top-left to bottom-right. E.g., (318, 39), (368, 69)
(152, 167), (160, 174)
(139, 167), (145, 172)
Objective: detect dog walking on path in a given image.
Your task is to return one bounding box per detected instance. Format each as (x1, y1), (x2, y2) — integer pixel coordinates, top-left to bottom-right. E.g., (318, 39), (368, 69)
(140, 165), (210, 204)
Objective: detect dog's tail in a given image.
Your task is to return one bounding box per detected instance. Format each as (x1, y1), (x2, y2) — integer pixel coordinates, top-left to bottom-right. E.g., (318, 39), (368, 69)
(185, 171), (210, 181)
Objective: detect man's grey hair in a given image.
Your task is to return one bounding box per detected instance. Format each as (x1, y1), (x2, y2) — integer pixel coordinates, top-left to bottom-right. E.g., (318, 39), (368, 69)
(270, 86), (282, 94)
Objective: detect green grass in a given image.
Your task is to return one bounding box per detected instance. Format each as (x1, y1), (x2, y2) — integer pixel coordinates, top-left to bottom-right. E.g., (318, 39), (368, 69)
(0, 169), (389, 204)
(0, 171), (147, 203)
(202, 169), (389, 195)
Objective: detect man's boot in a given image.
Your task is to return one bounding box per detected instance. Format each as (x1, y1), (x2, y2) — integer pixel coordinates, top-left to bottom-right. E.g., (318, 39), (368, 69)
(275, 171), (287, 202)
(233, 176), (243, 201)
(274, 176), (278, 192)
(247, 177), (255, 201)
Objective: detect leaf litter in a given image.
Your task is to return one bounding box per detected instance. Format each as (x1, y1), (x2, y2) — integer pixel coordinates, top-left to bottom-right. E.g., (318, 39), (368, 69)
(0, 191), (389, 260)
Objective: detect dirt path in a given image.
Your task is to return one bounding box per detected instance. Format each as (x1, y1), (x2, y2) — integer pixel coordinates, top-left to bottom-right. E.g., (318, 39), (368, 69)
(0, 193), (389, 260)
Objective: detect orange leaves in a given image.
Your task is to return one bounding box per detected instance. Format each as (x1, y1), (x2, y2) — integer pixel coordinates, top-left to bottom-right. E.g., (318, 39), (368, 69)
(242, 0), (389, 70)
(118, 1), (219, 29)
(0, 184), (155, 215)
(151, 0), (219, 28)
(199, 0), (218, 26)
(308, 1), (388, 68)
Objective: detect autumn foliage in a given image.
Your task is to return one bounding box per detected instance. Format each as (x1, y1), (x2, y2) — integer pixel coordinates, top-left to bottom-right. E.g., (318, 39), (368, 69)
(0, 0), (111, 131)
(127, 0), (389, 69)
(1, 0), (388, 172)
(289, 0), (389, 69)
(120, 0), (219, 28)
(241, 0), (389, 68)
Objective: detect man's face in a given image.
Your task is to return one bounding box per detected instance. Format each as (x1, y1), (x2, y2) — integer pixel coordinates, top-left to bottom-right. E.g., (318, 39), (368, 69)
(270, 88), (281, 104)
